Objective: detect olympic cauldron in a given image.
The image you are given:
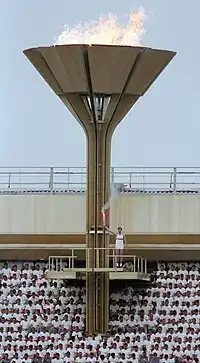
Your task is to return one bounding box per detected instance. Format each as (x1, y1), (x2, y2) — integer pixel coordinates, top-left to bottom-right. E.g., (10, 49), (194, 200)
(24, 44), (176, 333)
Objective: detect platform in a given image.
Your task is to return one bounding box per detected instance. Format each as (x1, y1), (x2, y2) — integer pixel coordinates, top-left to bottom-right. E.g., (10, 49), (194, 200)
(109, 271), (150, 280)
(45, 268), (150, 282)
(45, 249), (150, 282)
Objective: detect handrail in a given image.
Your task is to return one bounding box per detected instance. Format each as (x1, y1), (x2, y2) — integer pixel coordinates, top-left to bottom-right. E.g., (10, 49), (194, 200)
(48, 247), (147, 274)
(0, 166), (200, 194)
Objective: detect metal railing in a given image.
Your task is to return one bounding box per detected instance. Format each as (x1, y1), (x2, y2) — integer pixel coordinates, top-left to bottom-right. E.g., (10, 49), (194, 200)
(0, 166), (200, 194)
(48, 247), (147, 274)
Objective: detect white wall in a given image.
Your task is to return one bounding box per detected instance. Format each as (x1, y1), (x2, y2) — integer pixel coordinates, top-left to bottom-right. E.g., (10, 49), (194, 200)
(0, 194), (200, 235)
(0, 195), (86, 234)
(110, 195), (200, 234)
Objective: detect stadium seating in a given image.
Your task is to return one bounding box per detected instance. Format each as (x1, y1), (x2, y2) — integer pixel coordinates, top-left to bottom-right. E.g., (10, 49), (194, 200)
(0, 261), (199, 362)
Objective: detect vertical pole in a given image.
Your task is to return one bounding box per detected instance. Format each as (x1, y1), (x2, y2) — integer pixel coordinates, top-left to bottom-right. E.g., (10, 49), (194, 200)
(8, 173), (11, 189)
(144, 259), (147, 274)
(72, 249), (74, 268)
(67, 167), (70, 192)
(96, 248), (99, 268)
(49, 167), (54, 194)
(173, 167), (177, 193)
(141, 258), (143, 273)
(129, 172), (132, 188)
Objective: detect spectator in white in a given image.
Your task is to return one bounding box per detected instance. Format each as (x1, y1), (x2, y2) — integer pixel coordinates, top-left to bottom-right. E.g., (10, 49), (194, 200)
(72, 316), (84, 330)
(1, 263), (11, 277)
(99, 354), (108, 363)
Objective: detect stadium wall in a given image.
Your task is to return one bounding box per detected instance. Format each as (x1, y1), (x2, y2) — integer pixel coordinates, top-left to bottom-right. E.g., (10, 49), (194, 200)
(0, 195), (85, 234)
(0, 194), (199, 234)
(110, 194), (200, 234)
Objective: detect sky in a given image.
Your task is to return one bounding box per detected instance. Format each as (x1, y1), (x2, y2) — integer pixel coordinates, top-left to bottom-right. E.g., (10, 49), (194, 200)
(0, 0), (200, 168)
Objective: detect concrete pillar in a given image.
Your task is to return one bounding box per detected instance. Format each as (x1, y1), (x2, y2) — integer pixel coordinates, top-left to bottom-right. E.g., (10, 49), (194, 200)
(85, 124), (111, 334)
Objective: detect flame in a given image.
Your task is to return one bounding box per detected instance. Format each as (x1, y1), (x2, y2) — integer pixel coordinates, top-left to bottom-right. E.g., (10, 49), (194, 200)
(55, 8), (146, 46)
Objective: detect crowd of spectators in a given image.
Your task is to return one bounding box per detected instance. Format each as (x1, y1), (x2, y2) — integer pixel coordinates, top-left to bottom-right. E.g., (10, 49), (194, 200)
(0, 261), (199, 363)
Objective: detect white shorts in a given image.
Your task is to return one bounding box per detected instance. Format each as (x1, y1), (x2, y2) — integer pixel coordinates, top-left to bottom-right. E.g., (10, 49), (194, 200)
(115, 240), (124, 250)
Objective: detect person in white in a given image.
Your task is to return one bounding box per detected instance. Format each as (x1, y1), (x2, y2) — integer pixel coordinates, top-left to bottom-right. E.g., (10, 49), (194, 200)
(105, 226), (127, 267)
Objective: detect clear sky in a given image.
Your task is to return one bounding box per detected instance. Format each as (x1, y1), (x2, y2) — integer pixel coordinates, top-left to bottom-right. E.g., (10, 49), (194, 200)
(0, 0), (200, 168)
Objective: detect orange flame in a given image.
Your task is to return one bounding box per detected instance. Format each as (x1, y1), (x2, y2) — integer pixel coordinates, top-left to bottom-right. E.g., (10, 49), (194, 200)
(55, 8), (146, 46)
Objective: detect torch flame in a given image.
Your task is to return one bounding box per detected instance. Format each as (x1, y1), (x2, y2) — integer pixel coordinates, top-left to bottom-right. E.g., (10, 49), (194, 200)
(55, 8), (146, 46)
